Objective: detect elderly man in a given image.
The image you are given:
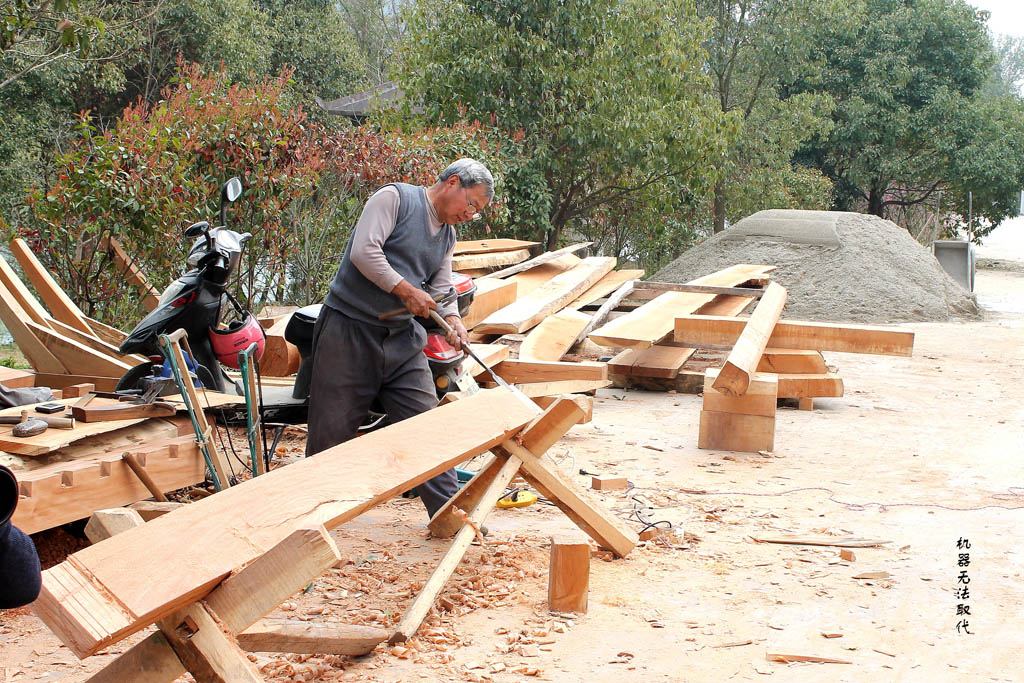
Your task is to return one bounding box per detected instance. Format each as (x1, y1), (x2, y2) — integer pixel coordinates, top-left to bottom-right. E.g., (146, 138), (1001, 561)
(306, 158), (493, 518)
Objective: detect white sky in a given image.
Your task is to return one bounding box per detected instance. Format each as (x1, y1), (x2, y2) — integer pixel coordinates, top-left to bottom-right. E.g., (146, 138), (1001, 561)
(969, 0), (1024, 39)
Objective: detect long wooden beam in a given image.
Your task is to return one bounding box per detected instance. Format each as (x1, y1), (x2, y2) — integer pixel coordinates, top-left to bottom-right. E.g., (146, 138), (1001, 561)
(34, 389), (541, 658)
(27, 321), (133, 377)
(99, 235), (161, 311)
(10, 238), (96, 336)
(492, 358), (607, 384)
(0, 278), (67, 373)
(0, 250), (51, 325)
(711, 282), (787, 397)
(674, 316), (915, 356)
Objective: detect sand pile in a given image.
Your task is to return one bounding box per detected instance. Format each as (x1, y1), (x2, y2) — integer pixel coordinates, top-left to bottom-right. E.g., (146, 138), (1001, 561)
(654, 210), (979, 323)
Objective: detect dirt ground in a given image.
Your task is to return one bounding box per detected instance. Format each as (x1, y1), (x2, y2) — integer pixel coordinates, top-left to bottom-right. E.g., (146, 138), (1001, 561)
(2, 264), (1023, 682)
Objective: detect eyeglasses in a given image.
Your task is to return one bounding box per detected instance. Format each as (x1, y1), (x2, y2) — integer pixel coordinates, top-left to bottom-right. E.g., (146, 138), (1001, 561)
(462, 187), (482, 221)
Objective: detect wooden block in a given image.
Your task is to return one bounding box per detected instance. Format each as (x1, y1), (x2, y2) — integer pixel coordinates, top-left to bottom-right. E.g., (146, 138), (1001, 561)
(591, 476), (627, 491)
(702, 369), (778, 417)
(158, 603), (263, 682)
(674, 316), (915, 357)
(260, 316), (299, 377)
(774, 373), (844, 398)
(798, 397), (814, 411)
(712, 282), (787, 397)
(129, 500), (185, 521)
(61, 383), (96, 398)
(548, 534), (590, 613)
(238, 619), (388, 655)
(85, 507), (147, 544)
(698, 409), (775, 453)
(758, 349), (827, 374)
(839, 549), (856, 562)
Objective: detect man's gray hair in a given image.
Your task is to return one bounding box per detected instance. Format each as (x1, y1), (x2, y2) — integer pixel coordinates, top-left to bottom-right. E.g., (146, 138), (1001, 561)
(439, 158), (494, 199)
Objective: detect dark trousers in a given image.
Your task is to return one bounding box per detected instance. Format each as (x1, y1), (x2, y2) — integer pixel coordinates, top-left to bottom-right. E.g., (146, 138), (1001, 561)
(305, 306), (459, 518)
(0, 521), (41, 609)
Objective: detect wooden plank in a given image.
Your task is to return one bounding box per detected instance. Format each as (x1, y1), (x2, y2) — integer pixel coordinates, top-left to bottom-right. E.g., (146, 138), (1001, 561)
(392, 453), (522, 644)
(573, 279), (635, 347)
(0, 366), (35, 388)
(774, 372), (844, 398)
(674, 316), (915, 356)
(698, 410), (775, 453)
(624, 346), (696, 380)
(519, 310), (591, 361)
(84, 316), (129, 346)
(27, 321), (133, 377)
(589, 264), (776, 350)
(46, 316), (145, 364)
(462, 278), (517, 330)
(462, 343), (511, 379)
(566, 269), (645, 310)
(73, 401), (176, 423)
(238, 619), (388, 655)
(10, 238), (96, 336)
(479, 242), (592, 280)
(758, 349), (828, 374)
(0, 249), (51, 325)
(506, 254), (581, 299)
(0, 397), (155, 456)
(547, 533), (590, 613)
(510, 379), (610, 398)
(99, 235), (160, 312)
(712, 282), (787, 397)
(702, 369), (778, 417)
(84, 525), (341, 683)
(455, 238), (540, 255)
(638, 282), (767, 297)
(452, 248), (531, 271)
(33, 373), (120, 392)
(12, 437), (204, 534)
(0, 276), (68, 373)
(34, 390), (541, 658)
(158, 603), (263, 682)
(476, 257), (616, 334)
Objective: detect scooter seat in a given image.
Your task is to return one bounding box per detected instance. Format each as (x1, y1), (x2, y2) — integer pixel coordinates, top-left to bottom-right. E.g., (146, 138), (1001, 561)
(284, 304), (322, 352)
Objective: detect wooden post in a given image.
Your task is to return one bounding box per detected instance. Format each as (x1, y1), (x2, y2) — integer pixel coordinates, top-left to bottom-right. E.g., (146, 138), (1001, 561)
(711, 281), (787, 397)
(548, 534), (590, 613)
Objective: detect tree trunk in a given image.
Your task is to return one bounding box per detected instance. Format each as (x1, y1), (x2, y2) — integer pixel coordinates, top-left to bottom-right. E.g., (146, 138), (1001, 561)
(712, 180), (727, 234)
(867, 184), (885, 217)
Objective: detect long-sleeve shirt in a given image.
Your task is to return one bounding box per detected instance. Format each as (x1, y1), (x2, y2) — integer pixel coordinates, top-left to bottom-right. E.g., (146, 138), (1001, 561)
(348, 186), (459, 319)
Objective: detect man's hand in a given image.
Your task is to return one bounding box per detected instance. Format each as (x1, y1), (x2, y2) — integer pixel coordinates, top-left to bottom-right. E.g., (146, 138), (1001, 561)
(391, 280), (437, 318)
(444, 315), (469, 350)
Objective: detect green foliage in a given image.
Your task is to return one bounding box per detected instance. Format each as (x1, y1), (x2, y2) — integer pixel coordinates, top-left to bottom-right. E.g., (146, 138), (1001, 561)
(697, 0), (836, 231)
(400, 0), (735, 250)
(25, 61), (321, 322)
(795, 0), (1010, 226)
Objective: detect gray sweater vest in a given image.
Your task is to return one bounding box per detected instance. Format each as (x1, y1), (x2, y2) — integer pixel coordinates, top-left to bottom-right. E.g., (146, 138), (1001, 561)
(324, 183), (455, 327)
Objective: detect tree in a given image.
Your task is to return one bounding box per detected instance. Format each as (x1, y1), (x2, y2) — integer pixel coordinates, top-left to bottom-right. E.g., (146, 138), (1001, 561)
(795, 0), (997, 220)
(400, 0), (735, 250)
(336, 0), (409, 85)
(698, 0), (836, 232)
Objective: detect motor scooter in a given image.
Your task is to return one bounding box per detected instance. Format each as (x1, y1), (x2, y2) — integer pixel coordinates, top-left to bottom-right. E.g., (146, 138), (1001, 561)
(116, 178), (256, 395)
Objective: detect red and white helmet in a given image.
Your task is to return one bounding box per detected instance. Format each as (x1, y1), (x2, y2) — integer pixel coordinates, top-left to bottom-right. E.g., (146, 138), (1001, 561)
(208, 314), (265, 369)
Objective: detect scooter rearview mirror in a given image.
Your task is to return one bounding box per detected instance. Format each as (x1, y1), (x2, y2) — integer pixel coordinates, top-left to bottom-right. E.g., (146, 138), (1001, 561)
(184, 221), (210, 238)
(223, 177), (243, 203)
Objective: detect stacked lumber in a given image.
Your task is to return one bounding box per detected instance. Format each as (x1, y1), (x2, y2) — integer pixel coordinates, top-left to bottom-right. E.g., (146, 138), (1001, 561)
(673, 284), (915, 453)
(0, 239), (145, 380)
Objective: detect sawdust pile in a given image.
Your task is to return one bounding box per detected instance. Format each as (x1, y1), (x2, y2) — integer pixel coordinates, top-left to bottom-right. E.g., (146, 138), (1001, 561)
(654, 210), (980, 323)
